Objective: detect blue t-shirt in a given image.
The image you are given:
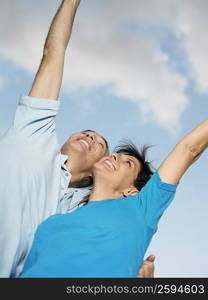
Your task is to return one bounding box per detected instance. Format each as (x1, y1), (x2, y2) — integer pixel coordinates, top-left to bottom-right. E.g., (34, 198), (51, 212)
(20, 171), (177, 278)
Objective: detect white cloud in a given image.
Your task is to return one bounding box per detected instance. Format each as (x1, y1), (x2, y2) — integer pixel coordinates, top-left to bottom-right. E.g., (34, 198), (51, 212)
(63, 26), (187, 134)
(0, 0), (59, 72)
(1, 0), (207, 133)
(173, 0), (208, 94)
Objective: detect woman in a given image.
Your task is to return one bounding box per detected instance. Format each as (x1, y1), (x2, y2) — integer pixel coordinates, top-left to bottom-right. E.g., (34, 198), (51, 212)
(19, 141), (178, 277)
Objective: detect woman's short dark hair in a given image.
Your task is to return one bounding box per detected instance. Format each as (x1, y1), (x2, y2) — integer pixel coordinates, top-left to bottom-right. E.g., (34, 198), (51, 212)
(114, 140), (154, 191)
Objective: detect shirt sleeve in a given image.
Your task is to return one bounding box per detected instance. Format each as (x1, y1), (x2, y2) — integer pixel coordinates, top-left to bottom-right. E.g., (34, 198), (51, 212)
(136, 170), (178, 231)
(12, 95), (60, 144)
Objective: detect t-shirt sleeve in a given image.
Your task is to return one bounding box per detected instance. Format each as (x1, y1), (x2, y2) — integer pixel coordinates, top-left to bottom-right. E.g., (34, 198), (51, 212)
(136, 170), (178, 231)
(12, 95), (60, 144)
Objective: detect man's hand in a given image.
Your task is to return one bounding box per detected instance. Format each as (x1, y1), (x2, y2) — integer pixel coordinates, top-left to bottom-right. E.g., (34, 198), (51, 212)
(137, 255), (155, 278)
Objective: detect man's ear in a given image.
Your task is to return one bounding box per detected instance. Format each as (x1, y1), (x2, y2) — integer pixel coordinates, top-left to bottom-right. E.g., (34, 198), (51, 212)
(122, 186), (139, 197)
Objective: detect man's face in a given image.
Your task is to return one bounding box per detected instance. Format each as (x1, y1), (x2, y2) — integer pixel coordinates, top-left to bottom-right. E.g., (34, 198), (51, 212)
(93, 153), (141, 194)
(62, 130), (108, 170)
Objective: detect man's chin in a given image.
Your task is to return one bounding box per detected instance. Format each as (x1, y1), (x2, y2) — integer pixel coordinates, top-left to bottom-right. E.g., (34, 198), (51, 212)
(69, 140), (88, 154)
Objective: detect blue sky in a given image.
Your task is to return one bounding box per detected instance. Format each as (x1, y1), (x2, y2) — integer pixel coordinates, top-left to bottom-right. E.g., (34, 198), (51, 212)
(1, 0), (208, 277)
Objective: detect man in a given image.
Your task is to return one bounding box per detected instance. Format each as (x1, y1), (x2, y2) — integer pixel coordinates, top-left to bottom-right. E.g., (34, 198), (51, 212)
(0, 0), (108, 277)
(0, 0), (154, 278)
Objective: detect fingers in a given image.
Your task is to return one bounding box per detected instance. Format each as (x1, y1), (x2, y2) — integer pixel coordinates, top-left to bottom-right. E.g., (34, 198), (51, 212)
(145, 254), (155, 263)
(137, 269), (144, 278)
(137, 261), (155, 278)
(137, 254), (155, 278)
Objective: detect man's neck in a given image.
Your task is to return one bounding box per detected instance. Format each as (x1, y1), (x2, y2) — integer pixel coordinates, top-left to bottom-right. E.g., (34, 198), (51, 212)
(64, 158), (91, 185)
(69, 172), (88, 185)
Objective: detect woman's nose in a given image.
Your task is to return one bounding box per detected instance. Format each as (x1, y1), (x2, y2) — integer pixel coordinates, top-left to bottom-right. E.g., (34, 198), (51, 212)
(111, 152), (118, 161)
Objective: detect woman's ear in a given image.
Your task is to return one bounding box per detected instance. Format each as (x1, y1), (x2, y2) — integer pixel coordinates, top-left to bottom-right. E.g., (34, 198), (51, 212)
(130, 189), (139, 196)
(122, 187), (139, 197)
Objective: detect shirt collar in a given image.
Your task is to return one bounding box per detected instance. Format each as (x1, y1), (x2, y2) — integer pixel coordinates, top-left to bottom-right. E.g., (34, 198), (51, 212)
(61, 154), (68, 166)
(60, 154), (70, 172)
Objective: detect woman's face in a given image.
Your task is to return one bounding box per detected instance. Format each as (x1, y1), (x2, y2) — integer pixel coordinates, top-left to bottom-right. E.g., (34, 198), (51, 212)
(93, 153), (141, 195)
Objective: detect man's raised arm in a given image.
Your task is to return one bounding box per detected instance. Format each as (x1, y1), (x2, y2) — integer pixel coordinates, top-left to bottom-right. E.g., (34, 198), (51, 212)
(29, 0), (81, 100)
(158, 120), (208, 184)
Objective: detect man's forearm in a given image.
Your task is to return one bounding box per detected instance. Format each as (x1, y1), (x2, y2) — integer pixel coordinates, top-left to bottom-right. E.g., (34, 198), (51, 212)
(44, 0), (80, 56)
(29, 0), (81, 99)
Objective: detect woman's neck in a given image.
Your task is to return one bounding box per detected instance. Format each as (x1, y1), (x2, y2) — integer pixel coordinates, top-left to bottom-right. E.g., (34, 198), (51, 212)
(89, 183), (121, 202)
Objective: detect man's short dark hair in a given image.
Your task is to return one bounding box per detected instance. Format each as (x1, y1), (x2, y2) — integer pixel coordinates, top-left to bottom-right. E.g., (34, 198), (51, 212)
(114, 140), (154, 191)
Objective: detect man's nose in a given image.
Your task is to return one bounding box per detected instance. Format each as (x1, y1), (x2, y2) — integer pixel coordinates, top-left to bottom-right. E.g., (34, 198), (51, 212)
(86, 133), (95, 142)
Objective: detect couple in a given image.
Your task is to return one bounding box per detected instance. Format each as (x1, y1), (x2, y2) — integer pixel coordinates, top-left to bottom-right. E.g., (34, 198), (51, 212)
(0, 0), (153, 278)
(1, 0), (207, 277)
